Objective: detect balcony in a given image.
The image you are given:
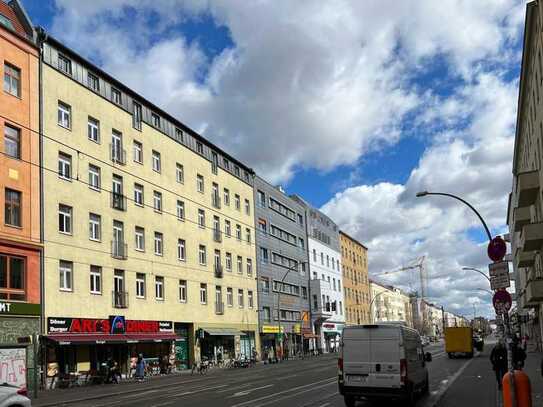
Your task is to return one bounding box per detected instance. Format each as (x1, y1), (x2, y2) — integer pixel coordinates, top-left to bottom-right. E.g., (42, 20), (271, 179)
(513, 206), (531, 232)
(519, 222), (543, 252)
(110, 144), (126, 165)
(213, 229), (222, 243)
(214, 265), (223, 278)
(215, 301), (224, 315)
(515, 248), (535, 268)
(111, 192), (127, 211)
(112, 291), (128, 308)
(516, 170), (540, 207)
(211, 193), (221, 209)
(111, 240), (128, 260)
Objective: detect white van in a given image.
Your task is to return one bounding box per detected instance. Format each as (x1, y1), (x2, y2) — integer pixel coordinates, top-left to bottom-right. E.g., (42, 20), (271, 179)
(338, 323), (432, 406)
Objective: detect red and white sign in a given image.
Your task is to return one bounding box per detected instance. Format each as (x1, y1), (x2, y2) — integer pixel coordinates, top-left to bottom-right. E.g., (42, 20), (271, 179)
(492, 290), (512, 314)
(487, 237), (507, 262)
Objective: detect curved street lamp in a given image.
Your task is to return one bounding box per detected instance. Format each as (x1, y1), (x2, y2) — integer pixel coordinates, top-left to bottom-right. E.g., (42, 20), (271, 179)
(369, 291), (387, 323)
(415, 191), (493, 241)
(461, 267), (491, 283)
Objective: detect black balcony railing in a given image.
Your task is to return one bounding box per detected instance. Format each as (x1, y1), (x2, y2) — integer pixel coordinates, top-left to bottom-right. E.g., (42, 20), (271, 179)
(214, 265), (223, 278)
(110, 144), (126, 165)
(211, 192), (221, 209)
(111, 240), (128, 259)
(215, 301), (224, 315)
(213, 228), (222, 243)
(112, 290), (128, 308)
(111, 192), (127, 211)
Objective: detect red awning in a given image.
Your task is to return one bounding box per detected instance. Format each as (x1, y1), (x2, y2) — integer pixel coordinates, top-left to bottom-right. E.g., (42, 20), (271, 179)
(46, 333), (179, 345)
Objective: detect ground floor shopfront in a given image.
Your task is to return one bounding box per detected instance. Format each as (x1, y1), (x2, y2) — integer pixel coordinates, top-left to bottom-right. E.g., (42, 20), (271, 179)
(195, 323), (258, 363)
(313, 321), (344, 353)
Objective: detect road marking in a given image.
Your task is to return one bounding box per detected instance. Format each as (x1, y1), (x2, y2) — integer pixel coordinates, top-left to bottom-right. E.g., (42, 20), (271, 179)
(229, 376), (336, 407)
(252, 380), (337, 407)
(227, 384), (274, 398)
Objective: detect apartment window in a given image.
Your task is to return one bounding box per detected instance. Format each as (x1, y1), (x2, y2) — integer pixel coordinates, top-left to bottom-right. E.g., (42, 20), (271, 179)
(133, 102), (142, 130)
(196, 142), (204, 155)
(234, 166), (240, 177)
(238, 289), (244, 308)
(177, 239), (186, 261)
(262, 307), (271, 321)
(86, 117), (100, 143)
(90, 265), (101, 294)
(136, 273), (145, 298)
(154, 232), (163, 256)
(198, 209), (205, 228)
(176, 200), (185, 220)
(175, 128), (184, 143)
(246, 228), (251, 244)
(152, 150), (161, 172)
(212, 183), (220, 208)
(227, 287), (233, 306)
(236, 225), (242, 240)
(248, 291), (254, 308)
(58, 101), (71, 129)
(223, 188), (230, 205)
(197, 174), (204, 193)
(247, 259), (253, 276)
(225, 220), (231, 237)
(4, 125), (20, 159)
(211, 152), (218, 174)
(134, 184), (144, 206)
(257, 190), (265, 207)
(176, 163), (184, 183)
(179, 280), (187, 302)
(152, 113), (160, 128)
(321, 253), (324, 265)
(87, 72), (99, 91)
(225, 253), (232, 272)
(111, 130), (124, 164)
(199, 245), (207, 265)
(89, 213), (101, 241)
(332, 258), (335, 270)
(58, 54), (72, 75)
(261, 277), (270, 293)
(133, 141), (143, 163)
(4, 188), (21, 227)
(339, 301), (343, 315)
(237, 256), (242, 274)
(337, 259), (340, 270)
(234, 194), (241, 210)
(200, 283), (207, 304)
(244, 199), (250, 215)
(313, 249), (317, 262)
(223, 158), (230, 170)
(302, 286), (308, 299)
(87, 164), (100, 191)
(333, 278), (336, 291)
(258, 219), (267, 234)
(58, 152), (72, 180)
(0, 255), (25, 300)
(59, 260), (73, 291)
(155, 276), (164, 300)
(111, 87), (122, 105)
(58, 204), (72, 234)
(135, 226), (145, 251)
(298, 213), (304, 226)
(299, 238), (305, 250)
(327, 255), (330, 267)
(3, 63), (20, 97)
(153, 191), (162, 213)
(260, 248), (269, 264)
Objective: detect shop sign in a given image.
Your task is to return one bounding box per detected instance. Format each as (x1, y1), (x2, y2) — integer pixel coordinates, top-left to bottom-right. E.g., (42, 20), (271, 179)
(322, 323), (336, 331)
(293, 324), (301, 334)
(261, 325), (284, 334)
(0, 301), (41, 316)
(48, 317), (172, 334)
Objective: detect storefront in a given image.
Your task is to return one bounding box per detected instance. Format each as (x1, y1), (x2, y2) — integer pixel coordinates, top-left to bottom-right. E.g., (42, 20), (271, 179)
(44, 316), (179, 387)
(198, 328), (256, 362)
(322, 322), (344, 352)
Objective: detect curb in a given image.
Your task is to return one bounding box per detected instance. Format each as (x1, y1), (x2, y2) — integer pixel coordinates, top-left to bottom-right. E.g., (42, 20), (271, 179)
(427, 355), (476, 407)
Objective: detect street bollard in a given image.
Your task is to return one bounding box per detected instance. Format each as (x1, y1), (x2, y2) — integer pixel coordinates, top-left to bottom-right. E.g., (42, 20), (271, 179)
(502, 370), (532, 407)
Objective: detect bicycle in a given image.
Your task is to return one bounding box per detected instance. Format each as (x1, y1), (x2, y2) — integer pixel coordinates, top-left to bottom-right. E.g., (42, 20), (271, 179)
(191, 360), (209, 375)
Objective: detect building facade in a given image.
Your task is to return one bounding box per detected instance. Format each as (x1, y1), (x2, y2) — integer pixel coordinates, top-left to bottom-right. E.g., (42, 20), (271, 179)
(254, 179), (310, 358)
(39, 34), (258, 379)
(370, 281), (413, 328)
(0, 0), (41, 392)
(507, 1), (543, 352)
(339, 231), (370, 325)
(292, 196), (344, 352)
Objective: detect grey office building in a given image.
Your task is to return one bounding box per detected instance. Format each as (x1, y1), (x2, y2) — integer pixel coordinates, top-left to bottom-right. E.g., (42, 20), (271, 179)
(254, 177), (310, 358)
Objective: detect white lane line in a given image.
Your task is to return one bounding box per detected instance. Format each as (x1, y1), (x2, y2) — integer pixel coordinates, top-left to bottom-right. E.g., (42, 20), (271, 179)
(252, 380), (337, 407)
(227, 384), (274, 398)
(229, 376), (336, 407)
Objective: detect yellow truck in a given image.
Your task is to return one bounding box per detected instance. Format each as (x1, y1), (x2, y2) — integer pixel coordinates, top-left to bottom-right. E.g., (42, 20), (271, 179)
(444, 327), (474, 358)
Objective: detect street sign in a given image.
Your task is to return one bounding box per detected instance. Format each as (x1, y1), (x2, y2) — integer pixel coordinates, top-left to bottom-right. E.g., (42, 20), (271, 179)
(487, 236), (506, 262)
(488, 261), (510, 290)
(492, 289), (512, 314)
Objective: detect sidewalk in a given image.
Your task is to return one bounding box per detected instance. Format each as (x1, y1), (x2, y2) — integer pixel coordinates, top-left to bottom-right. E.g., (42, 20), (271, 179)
(33, 371), (193, 407)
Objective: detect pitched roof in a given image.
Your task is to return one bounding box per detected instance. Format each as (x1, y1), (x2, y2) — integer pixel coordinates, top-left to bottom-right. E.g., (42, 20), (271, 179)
(0, 0), (32, 39)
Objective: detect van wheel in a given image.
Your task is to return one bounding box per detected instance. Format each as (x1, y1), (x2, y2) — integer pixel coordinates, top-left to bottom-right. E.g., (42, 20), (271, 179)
(467, 352), (473, 358)
(405, 385), (416, 407)
(344, 395), (356, 407)
(422, 374), (430, 395)
(448, 353), (453, 359)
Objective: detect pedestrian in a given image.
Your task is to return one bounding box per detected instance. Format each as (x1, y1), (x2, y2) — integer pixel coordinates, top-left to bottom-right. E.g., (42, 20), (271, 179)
(512, 340), (527, 369)
(490, 341), (508, 389)
(135, 354), (146, 382)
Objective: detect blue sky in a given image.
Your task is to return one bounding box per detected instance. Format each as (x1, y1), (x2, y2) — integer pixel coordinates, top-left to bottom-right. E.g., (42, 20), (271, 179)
(21, 0), (527, 317)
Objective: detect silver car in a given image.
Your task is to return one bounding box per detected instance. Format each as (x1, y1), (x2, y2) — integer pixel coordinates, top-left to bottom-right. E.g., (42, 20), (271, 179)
(0, 384), (31, 407)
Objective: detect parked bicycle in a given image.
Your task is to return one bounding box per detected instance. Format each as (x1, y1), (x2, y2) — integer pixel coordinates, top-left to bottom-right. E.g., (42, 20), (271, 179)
(191, 358), (210, 375)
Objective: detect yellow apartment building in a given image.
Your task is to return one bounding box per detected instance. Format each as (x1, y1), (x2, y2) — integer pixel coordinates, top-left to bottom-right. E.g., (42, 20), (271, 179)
(39, 35), (258, 379)
(339, 231), (370, 325)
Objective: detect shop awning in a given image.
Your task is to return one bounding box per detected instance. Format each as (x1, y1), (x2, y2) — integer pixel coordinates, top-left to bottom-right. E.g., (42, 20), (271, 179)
(46, 333), (179, 345)
(203, 328), (244, 336)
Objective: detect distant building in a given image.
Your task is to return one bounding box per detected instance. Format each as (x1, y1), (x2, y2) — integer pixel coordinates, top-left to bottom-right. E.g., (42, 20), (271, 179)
(370, 281), (413, 328)
(339, 231), (370, 325)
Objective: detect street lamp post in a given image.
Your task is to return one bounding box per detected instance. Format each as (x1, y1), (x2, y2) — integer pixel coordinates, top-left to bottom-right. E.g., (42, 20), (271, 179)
(461, 267), (491, 283)
(369, 291), (387, 323)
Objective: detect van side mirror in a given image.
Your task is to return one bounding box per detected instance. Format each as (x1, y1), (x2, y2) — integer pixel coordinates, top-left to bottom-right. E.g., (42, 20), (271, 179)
(424, 352), (432, 362)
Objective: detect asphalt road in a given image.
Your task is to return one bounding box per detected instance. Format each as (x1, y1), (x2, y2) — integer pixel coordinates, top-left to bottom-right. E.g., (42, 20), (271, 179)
(50, 340), (477, 407)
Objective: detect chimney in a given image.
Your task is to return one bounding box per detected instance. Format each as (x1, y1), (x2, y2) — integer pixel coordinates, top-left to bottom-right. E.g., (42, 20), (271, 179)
(276, 185), (285, 194)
